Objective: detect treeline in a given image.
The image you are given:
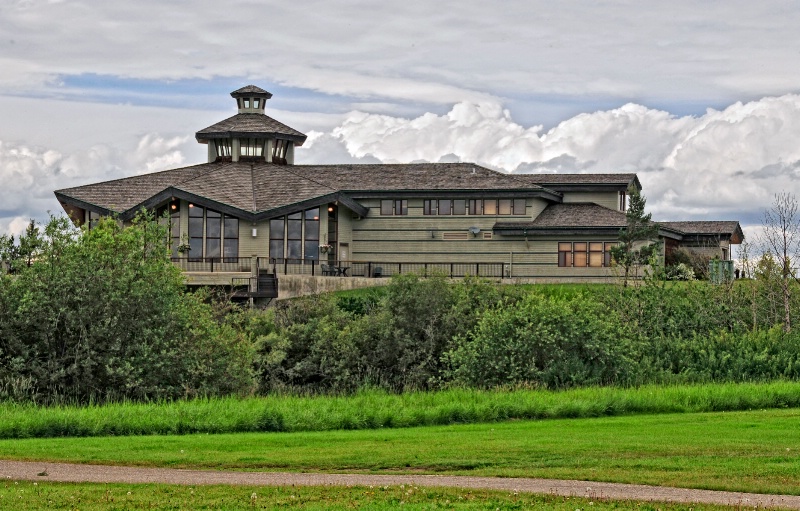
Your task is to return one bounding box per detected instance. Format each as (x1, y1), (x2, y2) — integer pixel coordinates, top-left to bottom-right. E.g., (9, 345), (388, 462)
(2, 215), (800, 404)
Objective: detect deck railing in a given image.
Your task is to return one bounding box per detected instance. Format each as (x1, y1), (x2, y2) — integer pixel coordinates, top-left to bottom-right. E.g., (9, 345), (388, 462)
(259, 258), (507, 278)
(170, 257), (253, 273)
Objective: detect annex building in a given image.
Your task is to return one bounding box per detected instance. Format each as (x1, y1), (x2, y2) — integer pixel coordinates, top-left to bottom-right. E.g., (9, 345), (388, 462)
(54, 85), (743, 293)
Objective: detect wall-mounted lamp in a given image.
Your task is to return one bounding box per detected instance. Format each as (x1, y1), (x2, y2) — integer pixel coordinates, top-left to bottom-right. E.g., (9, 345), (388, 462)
(252, 228), (258, 237)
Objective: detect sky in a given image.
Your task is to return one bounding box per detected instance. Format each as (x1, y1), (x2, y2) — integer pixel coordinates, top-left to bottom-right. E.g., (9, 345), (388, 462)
(2, 0), (800, 245)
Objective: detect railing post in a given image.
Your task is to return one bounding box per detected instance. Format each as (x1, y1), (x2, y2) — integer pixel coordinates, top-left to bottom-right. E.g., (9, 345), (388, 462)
(399, 263), (402, 275)
(450, 263), (454, 278)
(210, 258), (214, 273)
(312, 259), (315, 276)
(476, 263), (479, 277)
(368, 262), (372, 278)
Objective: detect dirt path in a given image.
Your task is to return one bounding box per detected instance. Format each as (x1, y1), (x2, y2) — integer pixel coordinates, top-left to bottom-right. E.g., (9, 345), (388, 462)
(2, 460), (799, 509)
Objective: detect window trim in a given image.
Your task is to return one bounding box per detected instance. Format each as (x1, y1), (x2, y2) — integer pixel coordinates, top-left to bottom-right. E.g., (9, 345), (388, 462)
(558, 241), (616, 268)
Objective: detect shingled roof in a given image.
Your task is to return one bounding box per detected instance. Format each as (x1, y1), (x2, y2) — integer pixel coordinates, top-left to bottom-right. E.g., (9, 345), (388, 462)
(230, 85), (272, 97)
(514, 173), (640, 191)
(55, 162), (561, 223)
(659, 221), (744, 243)
(493, 203), (628, 235)
(196, 114), (307, 144)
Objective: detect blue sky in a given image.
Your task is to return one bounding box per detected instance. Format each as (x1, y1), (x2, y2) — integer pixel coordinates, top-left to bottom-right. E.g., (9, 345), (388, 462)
(2, 0), (800, 239)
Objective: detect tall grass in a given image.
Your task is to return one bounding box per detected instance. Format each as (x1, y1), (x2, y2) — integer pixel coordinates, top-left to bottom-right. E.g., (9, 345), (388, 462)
(2, 381), (800, 439)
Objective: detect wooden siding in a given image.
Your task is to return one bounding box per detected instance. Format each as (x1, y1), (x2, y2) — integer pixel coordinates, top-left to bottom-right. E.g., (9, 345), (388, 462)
(562, 191), (619, 210)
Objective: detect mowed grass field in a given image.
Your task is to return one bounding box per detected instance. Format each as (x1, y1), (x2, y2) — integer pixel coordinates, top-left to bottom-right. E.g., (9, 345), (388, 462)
(0, 481), (745, 511)
(2, 409), (799, 496)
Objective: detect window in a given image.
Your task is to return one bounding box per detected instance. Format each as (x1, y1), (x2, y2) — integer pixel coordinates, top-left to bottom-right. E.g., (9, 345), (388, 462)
(272, 139), (289, 164)
(158, 200), (181, 257)
(513, 199), (526, 215)
(253, 98), (260, 109)
(453, 199), (466, 215)
(88, 211), (101, 230)
(304, 208), (320, 260)
(468, 199), (482, 215)
(423, 199), (436, 215)
(483, 200), (497, 215)
(438, 199), (452, 215)
(240, 138), (264, 158)
(188, 204), (239, 260)
(619, 191), (627, 211)
(243, 98), (251, 108)
(270, 207), (322, 261)
(269, 218), (285, 262)
(214, 140), (232, 159)
(381, 200), (408, 215)
(558, 242), (616, 267)
(498, 199), (512, 215)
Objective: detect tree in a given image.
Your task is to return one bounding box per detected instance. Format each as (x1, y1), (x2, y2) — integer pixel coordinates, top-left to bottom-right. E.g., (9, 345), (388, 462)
(760, 192), (800, 332)
(0, 212), (254, 403)
(610, 185), (660, 286)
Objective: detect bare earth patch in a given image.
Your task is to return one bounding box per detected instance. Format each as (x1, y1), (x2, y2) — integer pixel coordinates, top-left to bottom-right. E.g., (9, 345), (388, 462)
(2, 460), (800, 509)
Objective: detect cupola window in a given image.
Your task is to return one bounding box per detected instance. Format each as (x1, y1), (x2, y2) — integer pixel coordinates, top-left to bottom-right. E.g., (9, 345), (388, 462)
(214, 140), (232, 160)
(240, 138), (264, 158)
(272, 139), (289, 165)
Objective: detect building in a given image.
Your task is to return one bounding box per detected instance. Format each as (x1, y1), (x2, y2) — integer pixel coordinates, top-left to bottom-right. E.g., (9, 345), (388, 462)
(54, 85), (743, 293)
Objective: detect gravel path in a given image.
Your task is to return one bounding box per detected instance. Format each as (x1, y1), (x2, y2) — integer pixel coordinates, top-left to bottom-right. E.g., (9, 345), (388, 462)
(3, 460), (800, 509)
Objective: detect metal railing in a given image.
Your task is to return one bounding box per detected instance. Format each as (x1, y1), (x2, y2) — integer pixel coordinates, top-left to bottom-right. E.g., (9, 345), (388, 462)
(259, 258), (507, 278)
(170, 257), (253, 273)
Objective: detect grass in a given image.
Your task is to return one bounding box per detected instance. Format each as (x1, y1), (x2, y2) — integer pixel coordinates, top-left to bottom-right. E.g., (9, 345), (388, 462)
(3, 381), (800, 439)
(2, 409), (799, 495)
(0, 480), (752, 511)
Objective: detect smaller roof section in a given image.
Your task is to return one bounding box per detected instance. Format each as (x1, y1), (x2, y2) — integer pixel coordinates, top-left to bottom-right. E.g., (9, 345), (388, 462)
(658, 221), (744, 244)
(494, 202), (628, 235)
(230, 85), (273, 99)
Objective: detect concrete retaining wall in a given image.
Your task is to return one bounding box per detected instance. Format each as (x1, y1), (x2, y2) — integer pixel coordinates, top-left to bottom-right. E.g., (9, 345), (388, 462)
(277, 275), (390, 300)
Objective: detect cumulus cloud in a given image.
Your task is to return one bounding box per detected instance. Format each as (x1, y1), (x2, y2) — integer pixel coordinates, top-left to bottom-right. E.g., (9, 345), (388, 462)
(0, 134), (188, 232)
(319, 93), (800, 225)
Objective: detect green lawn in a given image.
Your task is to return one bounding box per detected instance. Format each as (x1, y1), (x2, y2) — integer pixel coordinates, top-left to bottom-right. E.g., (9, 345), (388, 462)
(2, 409), (799, 496)
(0, 480), (743, 511)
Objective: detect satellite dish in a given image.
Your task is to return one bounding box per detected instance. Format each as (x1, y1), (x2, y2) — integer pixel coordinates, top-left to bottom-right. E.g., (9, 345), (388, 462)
(468, 226), (481, 236)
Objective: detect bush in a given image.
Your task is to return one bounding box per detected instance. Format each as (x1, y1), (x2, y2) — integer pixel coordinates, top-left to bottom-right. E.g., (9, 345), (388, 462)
(445, 293), (637, 389)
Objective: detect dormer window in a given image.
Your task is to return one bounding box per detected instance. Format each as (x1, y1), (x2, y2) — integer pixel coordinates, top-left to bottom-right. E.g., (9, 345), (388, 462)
(243, 98), (251, 108)
(253, 98), (260, 109)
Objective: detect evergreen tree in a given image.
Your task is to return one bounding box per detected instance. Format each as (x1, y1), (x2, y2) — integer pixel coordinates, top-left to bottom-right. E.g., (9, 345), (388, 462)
(610, 185), (660, 286)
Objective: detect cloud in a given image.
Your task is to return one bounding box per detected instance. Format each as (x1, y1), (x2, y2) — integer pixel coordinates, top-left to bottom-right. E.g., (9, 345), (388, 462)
(0, 134), (189, 232)
(319, 93), (800, 225)
(3, 0), (800, 111)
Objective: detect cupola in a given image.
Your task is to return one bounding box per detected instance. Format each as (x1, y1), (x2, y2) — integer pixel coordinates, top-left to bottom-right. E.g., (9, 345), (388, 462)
(230, 85), (273, 114)
(195, 85), (307, 165)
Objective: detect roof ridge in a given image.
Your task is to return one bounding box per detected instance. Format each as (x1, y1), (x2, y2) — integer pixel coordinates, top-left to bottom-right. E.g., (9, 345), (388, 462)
(54, 162), (213, 193)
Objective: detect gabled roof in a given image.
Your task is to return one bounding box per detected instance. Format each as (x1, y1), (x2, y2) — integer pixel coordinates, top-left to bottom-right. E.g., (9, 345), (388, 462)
(55, 162), (562, 223)
(513, 173), (640, 192)
(196, 113), (307, 144)
(658, 221), (744, 244)
(493, 202), (628, 235)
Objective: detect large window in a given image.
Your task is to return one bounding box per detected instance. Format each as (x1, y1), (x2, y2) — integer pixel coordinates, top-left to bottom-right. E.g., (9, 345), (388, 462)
(272, 139), (289, 164)
(269, 207), (320, 261)
(187, 204), (239, 260)
(558, 242), (616, 267)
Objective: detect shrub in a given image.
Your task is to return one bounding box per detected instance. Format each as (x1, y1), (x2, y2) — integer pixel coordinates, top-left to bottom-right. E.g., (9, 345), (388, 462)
(445, 293), (637, 389)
